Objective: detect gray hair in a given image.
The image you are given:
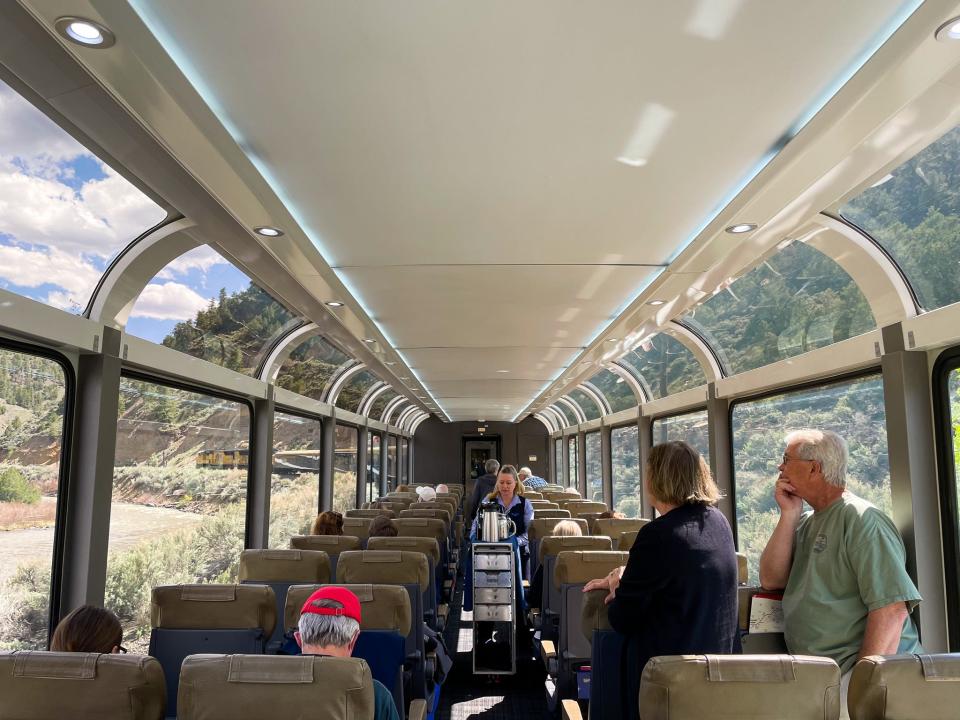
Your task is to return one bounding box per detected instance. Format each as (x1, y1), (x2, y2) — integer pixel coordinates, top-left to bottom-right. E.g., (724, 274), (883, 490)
(484, 459), (501, 475)
(786, 429), (848, 487)
(518, 467), (532, 478)
(298, 598), (359, 648)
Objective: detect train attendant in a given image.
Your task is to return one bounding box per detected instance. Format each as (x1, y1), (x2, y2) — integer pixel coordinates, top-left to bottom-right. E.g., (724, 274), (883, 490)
(471, 465), (535, 578)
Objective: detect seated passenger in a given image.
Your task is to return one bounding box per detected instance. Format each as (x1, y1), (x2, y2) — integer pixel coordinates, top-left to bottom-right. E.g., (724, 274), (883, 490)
(528, 519), (582, 608)
(583, 441), (739, 720)
(470, 465), (534, 575)
(395, 484), (412, 493)
(369, 515), (398, 537)
(50, 605), (124, 654)
(518, 467), (547, 489)
(311, 511), (343, 536)
(295, 587), (399, 720)
(597, 510), (626, 519)
(760, 429), (921, 719)
(435, 483), (449, 494)
(416, 486), (437, 502)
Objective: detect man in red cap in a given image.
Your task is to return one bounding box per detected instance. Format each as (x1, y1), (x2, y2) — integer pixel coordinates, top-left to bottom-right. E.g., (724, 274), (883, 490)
(295, 586), (399, 720)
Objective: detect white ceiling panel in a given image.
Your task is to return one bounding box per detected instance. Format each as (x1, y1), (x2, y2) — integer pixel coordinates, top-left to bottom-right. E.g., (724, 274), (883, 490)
(401, 347), (579, 381)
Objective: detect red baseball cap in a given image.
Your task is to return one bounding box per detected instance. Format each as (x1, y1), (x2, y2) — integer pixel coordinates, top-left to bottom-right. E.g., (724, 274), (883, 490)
(300, 586), (362, 623)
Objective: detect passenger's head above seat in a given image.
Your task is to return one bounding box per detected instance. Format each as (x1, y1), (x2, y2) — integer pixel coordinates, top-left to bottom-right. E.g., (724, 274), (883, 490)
(518, 467), (532, 480)
(553, 520), (583, 537)
(646, 441), (719, 510)
(369, 515), (398, 538)
(296, 587), (362, 657)
(416, 486), (436, 502)
(435, 483), (449, 494)
(311, 511), (343, 536)
(50, 605), (123, 654)
(598, 510), (625, 519)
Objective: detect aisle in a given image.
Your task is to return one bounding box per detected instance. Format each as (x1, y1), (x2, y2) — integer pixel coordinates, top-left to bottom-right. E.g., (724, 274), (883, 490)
(436, 571), (547, 719)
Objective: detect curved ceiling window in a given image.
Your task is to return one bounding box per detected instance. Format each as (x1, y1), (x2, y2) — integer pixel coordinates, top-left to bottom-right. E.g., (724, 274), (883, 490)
(127, 245), (295, 375)
(336, 369), (379, 412)
(587, 368), (637, 413)
(840, 125), (960, 311)
(567, 388), (602, 421)
(620, 333), (706, 398)
(0, 80), (167, 313)
(368, 388), (398, 420)
(550, 403), (574, 427)
(276, 335), (352, 402)
(679, 242), (875, 375)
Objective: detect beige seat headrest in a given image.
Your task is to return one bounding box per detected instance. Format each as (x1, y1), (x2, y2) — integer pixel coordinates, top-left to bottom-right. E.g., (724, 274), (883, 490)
(736, 552), (748, 585)
(534, 509), (572, 519)
(336, 550), (430, 592)
(539, 535), (612, 563)
(554, 551), (629, 589)
(290, 535), (361, 553)
(393, 517), (446, 543)
(177, 654), (374, 720)
(528, 518), (589, 541)
(0, 651), (166, 720)
(618, 529), (640, 550)
(284, 583), (412, 636)
(640, 654), (840, 720)
(341, 517), (372, 541)
(238, 549), (331, 583)
(849, 653), (960, 720)
(367, 535), (441, 565)
(151, 585), (276, 637)
(346, 509), (397, 519)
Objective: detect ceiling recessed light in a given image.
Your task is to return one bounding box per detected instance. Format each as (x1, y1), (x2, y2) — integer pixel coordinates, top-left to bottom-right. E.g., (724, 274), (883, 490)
(647, 299), (666, 306)
(254, 226), (284, 237)
(55, 17), (115, 48)
(606, 338), (618, 343)
(725, 223), (757, 234)
(363, 338), (376, 344)
(384, 361), (395, 366)
(496, 369), (510, 373)
(935, 17), (960, 41)
(325, 301), (344, 307)
(616, 156), (648, 168)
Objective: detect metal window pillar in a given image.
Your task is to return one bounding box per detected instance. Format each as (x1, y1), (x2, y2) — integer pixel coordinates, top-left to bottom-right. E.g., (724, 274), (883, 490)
(246, 386), (274, 550)
(706, 383), (735, 536)
(380, 431), (389, 496)
(59, 327), (122, 613)
(638, 415), (652, 519)
(356, 428), (368, 507)
(601, 424), (613, 507)
(562, 436), (571, 487)
(578, 431), (587, 496)
(407, 436), (415, 485)
(548, 437), (557, 484)
(881, 323), (948, 650)
(320, 416), (335, 511)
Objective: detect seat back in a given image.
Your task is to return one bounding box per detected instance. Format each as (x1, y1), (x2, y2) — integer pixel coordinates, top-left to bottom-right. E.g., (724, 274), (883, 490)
(534, 509), (571, 520)
(149, 584), (276, 716)
(346, 508), (396, 519)
(238, 549), (331, 652)
(368, 535), (442, 627)
(542, 492), (569, 503)
(342, 517), (373, 546)
(0, 651), (166, 720)
(592, 518), (648, 547)
(528, 518), (589, 576)
(529, 500), (561, 510)
(290, 535), (361, 578)
(524, 491), (544, 500)
(618, 529), (641, 550)
(394, 518), (449, 577)
(285, 583), (412, 715)
(579, 589), (626, 720)
(737, 552), (748, 584)
(385, 492), (418, 503)
(538, 536), (612, 623)
(177, 654), (374, 720)
(639, 654), (841, 720)
(849, 653), (960, 720)
(399, 508), (452, 529)
(564, 500), (608, 516)
(417, 499), (458, 518)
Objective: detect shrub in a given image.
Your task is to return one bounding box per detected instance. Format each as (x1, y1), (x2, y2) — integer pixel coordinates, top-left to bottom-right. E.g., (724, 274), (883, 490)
(0, 467), (40, 504)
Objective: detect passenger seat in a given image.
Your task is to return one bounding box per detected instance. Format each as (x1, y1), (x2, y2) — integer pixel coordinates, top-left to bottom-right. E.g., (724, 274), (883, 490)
(592, 518), (648, 547)
(342, 517), (373, 547)
(0, 651), (166, 719)
(367, 535), (447, 630)
(848, 653), (960, 719)
(289, 534), (360, 578)
(528, 518), (589, 578)
(535, 535), (612, 639)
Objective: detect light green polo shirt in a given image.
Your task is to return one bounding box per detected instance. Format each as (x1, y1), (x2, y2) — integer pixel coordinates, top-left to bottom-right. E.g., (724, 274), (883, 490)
(782, 492), (921, 673)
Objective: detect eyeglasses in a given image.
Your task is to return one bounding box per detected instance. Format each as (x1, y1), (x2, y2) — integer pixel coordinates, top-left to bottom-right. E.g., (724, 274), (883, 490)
(781, 454), (811, 465)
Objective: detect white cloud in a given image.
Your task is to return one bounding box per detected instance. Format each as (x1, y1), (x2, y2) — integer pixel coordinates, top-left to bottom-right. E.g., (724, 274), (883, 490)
(0, 84), (87, 166)
(130, 281), (212, 321)
(0, 244), (100, 298)
(158, 245), (228, 279)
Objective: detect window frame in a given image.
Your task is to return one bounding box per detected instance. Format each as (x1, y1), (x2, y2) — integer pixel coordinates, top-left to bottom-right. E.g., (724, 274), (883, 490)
(271, 405), (324, 524)
(609, 421), (641, 517)
(933, 345), (960, 650)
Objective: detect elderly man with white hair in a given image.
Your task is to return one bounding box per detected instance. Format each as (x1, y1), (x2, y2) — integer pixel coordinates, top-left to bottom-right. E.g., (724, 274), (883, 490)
(517, 466), (547, 489)
(759, 429), (921, 719)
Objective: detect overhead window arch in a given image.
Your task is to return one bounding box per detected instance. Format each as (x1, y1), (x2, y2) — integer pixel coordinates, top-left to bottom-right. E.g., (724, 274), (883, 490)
(358, 381), (391, 416)
(584, 369), (636, 413)
(335, 369), (381, 413)
(383, 397), (410, 425)
(534, 412), (558, 433)
(618, 331), (708, 399)
(579, 381), (612, 415)
(324, 361), (366, 405)
(557, 396), (587, 425)
(543, 405), (569, 430)
(567, 387), (602, 421)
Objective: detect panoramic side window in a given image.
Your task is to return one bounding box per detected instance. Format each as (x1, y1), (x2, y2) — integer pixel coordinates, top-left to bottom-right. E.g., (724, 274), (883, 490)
(276, 336), (352, 402)
(568, 388), (602, 421)
(337, 370), (379, 413)
(105, 377), (250, 652)
(367, 432), (381, 502)
(368, 389), (398, 421)
(679, 242), (875, 375)
(621, 333), (706, 399)
(0, 80), (167, 315)
(611, 425), (641, 517)
(334, 424), (359, 513)
(567, 436), (578, 488)
(841, 125), (960, 311)
(127, 245), (295, 376)
(587, 369), (638, 413)
(269, 411), (321, 548)
(585, 431), (602, 502)
(0, 347), (68, 651)
(731, 375), (890, 584)
(652, 410), (711, 466)
(554, 438), (564, 485)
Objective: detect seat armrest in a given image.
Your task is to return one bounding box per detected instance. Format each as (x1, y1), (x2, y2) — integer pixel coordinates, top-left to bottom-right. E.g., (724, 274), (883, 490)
(541, 640), (557, 675)
(408, 699), (428, 720)
(561, 699), (584, 720)
(522, 579), (530, 589)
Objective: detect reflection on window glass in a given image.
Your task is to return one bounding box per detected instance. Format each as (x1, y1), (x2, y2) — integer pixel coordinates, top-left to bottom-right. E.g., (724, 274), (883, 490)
(568, 436), (578, 489)
(841, 126), (960, 310)
(269, 412), (320, 548)
(569, 388), (602, 420)
(587, 369), (637, 413)
(368, 389), (398, 420)
(0, 80), (167, 314)
(680, 242), (875, 375)
(400, 438), (409, 485)
(555, 438), (564, 485)
(585, 432), (602, 502)
(621, 334), (706, 398)
(337, 370), (379, 413)
(0, 348), (67, 650)
(947, 370), (960, 574)
(387, 436), (398, 490)
(105, 378), (250, 652)
(611, 425), (641, 518)
(367, 432), (381, 502)
(276, 336), (352, 402)
(732, 375), (890, 584)
(334, 425), (358, 514)
(127, 245), (296, 375)
(652, 410), (711, 466)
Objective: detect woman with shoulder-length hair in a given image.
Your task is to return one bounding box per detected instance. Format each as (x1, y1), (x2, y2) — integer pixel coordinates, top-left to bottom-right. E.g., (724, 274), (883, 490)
(583, 441), (739, 720)
(50, 605), (124, 654)
(310, 510), (343, 536)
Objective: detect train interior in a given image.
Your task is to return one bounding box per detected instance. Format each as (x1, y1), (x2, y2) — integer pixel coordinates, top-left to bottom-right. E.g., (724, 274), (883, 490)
(5, 1), (960, 718)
